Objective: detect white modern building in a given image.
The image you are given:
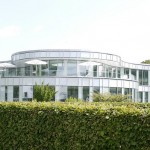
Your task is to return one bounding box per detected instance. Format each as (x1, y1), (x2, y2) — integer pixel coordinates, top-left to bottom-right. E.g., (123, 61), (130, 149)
(0, 49), (149, 102)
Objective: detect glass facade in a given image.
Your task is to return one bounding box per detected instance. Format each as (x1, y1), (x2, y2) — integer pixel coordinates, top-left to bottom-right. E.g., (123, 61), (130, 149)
(139, 70), (148, 85)
(124, 68), (129, 79)
(83, 86), (89, 101)
(68, 86), (78, 99)
(5, 86), (7, 102)
(3, 60), (145, 82)
(145, 92), (148, 103)
(139, 92), (143, 102)
(93, 86), (100, 93)
(13, 86), (19, 101)
(131, 69), (136, 80)
(67, 60), (77, 76)
(109, 87), (122, 95)
(0, 49), (150, 103)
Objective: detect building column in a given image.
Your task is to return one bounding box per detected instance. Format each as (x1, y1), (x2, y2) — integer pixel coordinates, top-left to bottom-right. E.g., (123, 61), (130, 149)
(77, 60), (80, 76)
(122, 88), (124, 95)
(148, 71), (150, 86)
(136, 70), (139, 81)
(0, 86), (5, 102)
(129, 69), (131, 79)
(120, 68), (124, 79)
(148, 92), (150, 103)
(132, 89), (135, 102)
(142, 92), (145, 103)
(55, 86), (60, 101)
(19, 86), (23, 102)
(64, 60), (67, 76)
(78, 86), (83, 100)
(7, 86), (13, 102)
(89, 86), (93, 102)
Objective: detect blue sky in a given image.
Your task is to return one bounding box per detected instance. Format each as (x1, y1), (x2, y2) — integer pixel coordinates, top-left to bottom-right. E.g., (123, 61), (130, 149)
(0, 0), (150, 63)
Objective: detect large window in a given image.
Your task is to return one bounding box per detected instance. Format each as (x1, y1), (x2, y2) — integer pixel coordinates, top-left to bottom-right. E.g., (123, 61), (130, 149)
(118, 88), (122, 94)
(83, 86), (89, 100)
(68, 86), (78, 99)
(105, 66), (111, 77)
(124, 68), (129, 79)
(117, 68), (121, 78)
(109, 87), (122, 95)
(112, 67), (116, 78)
(145, 92), (148, 103)
(143, 71), (148, 85)
(79, 61), (88, 76)
(67, 60), (77, 76)
(25, 66), (31, 76)
(139, 92), (143, 102)
(8, 68), (16, 76)
(93, 86), (100, 93)
(33, 65), (36, 76)
(13, 86), (19, 101)
(110, 87), (117, 94)
(22, 86), (33, 101)
(41, 63), (49, 76)
(17, 68), (22, 76)
(124, 88), (132, 99)
(56, 60), (64, 76)
(5, 86), (7, 102)
(59, 86), (67, 101)
(124, 88), (130, 95)
(49, 60), (57, 76)
(93, 65), (97, 77)
(49, 60), (64, 76)
(139, 70), (148, 85)
(131, 69), (136, 80)
(98, 65), (104, 77)
(100, 65), (117, 78)
(139, 70), (142, 85)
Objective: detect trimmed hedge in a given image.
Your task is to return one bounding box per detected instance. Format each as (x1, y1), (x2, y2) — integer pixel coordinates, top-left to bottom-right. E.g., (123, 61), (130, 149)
(0, 102), (150, 150)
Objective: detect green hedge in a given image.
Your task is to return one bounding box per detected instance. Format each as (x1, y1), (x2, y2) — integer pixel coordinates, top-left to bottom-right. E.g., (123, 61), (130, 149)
(0, 102), (150, 150)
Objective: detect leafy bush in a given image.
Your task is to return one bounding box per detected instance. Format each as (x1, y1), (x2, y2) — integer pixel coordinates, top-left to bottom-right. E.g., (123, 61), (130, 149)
(65, 97), (82, 102)
(0, 102), (150, 150)
(93, 92), (132, 102)
(33, 82), (55, 101)
(141, 59), (150, 64)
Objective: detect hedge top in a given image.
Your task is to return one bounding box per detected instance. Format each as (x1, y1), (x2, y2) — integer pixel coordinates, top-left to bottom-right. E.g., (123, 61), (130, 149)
(0, 102), (150, 116)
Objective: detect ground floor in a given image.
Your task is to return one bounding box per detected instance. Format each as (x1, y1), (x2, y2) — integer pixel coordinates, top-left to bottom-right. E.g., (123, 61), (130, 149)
(0, 85), (139, 102)
(0, 85), (149, 103)
(0, 77), (149, 102)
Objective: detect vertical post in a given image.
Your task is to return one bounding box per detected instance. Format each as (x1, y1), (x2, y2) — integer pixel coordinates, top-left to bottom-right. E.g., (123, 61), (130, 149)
(36, 65), (37, 76)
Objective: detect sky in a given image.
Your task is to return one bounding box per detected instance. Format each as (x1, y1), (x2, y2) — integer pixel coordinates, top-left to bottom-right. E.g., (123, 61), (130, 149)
(0, 0), (150, 64)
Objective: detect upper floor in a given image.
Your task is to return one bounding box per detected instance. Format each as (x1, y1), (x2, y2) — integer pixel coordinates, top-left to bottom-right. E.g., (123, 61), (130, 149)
(0, 49), (150, 86)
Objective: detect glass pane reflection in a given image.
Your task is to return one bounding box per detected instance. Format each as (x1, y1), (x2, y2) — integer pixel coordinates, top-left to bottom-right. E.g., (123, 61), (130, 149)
(67, 60), (77, 76)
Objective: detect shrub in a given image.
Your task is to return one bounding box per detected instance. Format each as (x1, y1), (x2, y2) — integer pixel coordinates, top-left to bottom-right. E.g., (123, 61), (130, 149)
(93, 92), (132, 102)
(65, 97), (82, 102)
(33, 82), (55, 102)
(0, 102), (150, 150)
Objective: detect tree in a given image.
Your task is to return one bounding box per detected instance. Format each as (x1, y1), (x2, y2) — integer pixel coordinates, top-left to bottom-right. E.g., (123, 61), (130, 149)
(33, 82), (55, 102)
(141, 60), (150, 64)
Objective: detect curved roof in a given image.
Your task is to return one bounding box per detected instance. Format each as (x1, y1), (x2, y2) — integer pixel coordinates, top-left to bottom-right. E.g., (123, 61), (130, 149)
(11, 49), (150, 69)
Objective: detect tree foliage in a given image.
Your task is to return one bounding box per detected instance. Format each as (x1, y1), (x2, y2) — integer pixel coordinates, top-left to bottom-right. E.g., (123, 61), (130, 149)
(92, 92), (132, 102)
(65, 97), (82, 102)
(33, 82), (55, 102)
(141, 59), (150, 64)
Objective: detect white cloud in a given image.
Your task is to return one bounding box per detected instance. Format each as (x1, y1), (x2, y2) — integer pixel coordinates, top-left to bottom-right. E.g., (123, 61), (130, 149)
(33, 25), (43, 33)
(0, 26), (21, 38)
